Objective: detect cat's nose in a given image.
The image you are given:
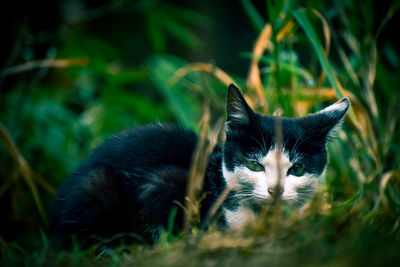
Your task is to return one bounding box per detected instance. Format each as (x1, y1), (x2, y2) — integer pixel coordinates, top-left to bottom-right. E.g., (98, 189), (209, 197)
(268, 187), (284, 196)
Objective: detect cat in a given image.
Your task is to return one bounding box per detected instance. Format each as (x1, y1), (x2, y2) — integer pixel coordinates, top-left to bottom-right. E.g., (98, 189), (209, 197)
(51, 83), (350, 249)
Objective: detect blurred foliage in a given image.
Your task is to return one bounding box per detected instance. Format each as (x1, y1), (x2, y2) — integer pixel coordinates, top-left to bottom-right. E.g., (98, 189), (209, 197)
(1, 0), (400, 266)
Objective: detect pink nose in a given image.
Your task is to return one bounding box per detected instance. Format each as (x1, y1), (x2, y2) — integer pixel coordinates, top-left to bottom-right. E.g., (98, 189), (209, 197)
(268, 187), (284, 195)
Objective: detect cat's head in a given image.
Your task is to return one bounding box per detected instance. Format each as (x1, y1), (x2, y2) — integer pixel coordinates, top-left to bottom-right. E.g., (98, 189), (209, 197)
(223, 84), (350, 208)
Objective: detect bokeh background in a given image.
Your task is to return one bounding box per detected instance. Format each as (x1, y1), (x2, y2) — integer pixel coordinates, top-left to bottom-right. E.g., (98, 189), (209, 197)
(1, 0), (399, 265)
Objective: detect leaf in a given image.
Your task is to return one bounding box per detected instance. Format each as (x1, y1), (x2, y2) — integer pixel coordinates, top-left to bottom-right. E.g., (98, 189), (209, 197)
(0, 123), (49, 226)
(293, 9), (360, 126)
(145, 11), (167, 53)
(246, 24), (272, 113)
(164, 17), (202, 50)
(240, 0), (265, 32)
(293, 10), (340, 97)
(0, 58), (88, 78)
(164, 5), (212, 28)
(168, 63), (234, 87)
(310, 9), (331, 89)
(148, 55), (201, 129)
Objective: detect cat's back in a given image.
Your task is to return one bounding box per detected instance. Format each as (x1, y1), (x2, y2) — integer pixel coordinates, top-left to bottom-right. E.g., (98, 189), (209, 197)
(87, 123), (198, 170)
(55, 124), (198, 194)
(51, 124), (199, 247)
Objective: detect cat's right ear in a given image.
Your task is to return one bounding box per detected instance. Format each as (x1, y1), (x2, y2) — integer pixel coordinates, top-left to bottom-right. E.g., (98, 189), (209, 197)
(226, 83), (253, 130)
(302, 97), (350, 141)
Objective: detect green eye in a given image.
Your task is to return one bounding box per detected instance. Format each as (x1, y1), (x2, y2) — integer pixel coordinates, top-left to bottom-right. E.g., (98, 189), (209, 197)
(288, 163), (305, 176)
(245, 160), (264, 172)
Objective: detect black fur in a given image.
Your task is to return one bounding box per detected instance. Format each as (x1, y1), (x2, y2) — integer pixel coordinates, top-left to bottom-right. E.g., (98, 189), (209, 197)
(51, 124), (225, 248)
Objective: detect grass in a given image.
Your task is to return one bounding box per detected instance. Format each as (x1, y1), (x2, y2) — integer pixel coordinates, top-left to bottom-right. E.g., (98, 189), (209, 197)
(1, 1), (400, 266)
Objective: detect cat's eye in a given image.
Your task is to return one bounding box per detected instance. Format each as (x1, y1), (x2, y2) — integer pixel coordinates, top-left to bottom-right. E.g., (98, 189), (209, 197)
(245, 160), (264, 172)
(288, 163), (305, 176)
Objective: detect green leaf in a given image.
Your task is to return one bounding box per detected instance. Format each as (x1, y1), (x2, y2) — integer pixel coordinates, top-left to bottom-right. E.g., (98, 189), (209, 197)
(293, 9), (357, 121)
(164, 18), (202, 50)
(148, 55), (201, 129)
(267, 0), (284, 27)
(164, 5), (212, 27)
(145, 11), (167, 53)
(240, 0), (265, 32)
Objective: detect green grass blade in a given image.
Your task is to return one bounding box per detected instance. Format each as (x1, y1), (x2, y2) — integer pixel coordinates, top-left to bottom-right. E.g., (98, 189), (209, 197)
(292, 9), (342, 97)
(240, 0), (265, 32)
(293, 9), (357, 121)
(148, 55), (200, 129)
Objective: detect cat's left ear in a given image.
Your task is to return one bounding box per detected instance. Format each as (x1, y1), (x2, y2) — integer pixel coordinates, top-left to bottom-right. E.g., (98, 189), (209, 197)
(304, 97), (351, 139)
(226, 83), (254, 130)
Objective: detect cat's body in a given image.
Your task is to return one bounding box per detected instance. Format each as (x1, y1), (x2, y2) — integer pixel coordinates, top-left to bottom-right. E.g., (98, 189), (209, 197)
(51, 84), (350, 248)
(51, 125), (226, 248)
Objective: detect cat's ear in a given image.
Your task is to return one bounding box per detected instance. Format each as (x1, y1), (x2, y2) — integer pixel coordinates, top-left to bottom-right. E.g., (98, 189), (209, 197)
(226, 83), (254, 129)
(303, 97), (351, 140)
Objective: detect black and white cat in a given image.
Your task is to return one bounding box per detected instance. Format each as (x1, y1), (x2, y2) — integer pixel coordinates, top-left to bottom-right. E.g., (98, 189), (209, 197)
(51, 83), (350, 248)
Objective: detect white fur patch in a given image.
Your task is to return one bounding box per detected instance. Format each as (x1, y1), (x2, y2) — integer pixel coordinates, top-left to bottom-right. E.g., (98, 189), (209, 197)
(222, 161), (235, 185)
(224, 206), (257, 229)
(318, 98), (349, 113)
(228, 100), (250, 125)
(259, 147), (292, 189)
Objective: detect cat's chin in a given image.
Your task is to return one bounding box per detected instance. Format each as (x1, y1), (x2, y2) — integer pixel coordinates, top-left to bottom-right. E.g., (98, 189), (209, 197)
(242, 196), (309, 213)
(241, 197), (282, 213)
